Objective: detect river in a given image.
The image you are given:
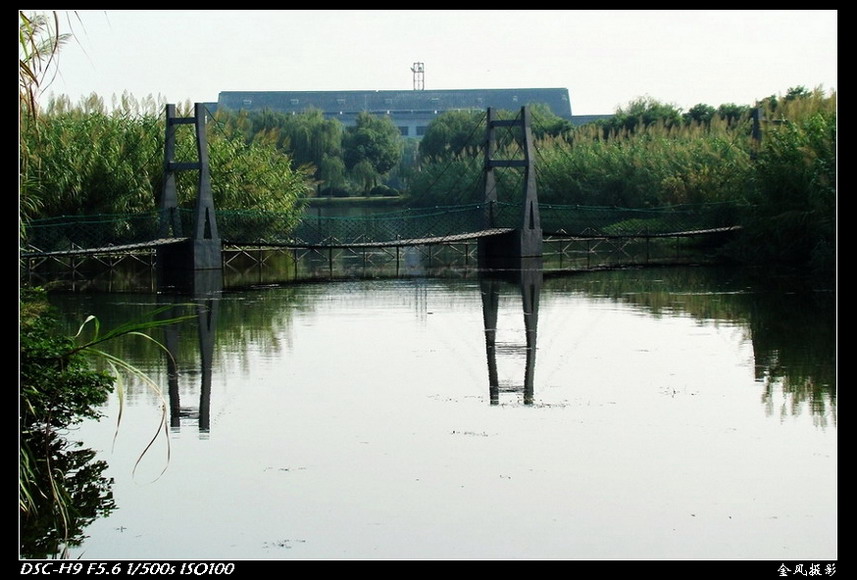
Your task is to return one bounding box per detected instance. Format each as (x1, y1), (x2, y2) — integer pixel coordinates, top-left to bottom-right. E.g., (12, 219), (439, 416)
(24, 263), (836, 562)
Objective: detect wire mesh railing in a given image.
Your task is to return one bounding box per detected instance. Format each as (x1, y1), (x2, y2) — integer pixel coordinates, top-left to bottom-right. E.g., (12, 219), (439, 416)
(21, 202), (741, 255)
(260, 204), (487, 247)
(540, 202), (741, 237)
(22, 210), (178, 254)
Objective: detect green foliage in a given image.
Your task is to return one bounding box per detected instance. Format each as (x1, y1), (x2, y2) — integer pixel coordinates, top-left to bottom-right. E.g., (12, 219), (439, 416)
(410, 89), (835, 275)
(20, 288), (198, 557)
(20, 288), (114, 431)
(716, 103), (753, 127)
(535, 123), (755, 208)
(19, 11), (73, 120)
(730, 96), (836, 276)
(417, 106), (570, 165)
(216, 107), (407, 197)
(528, 103), (574, 139)
(203, 126), (314, 213)
(601, 96), (684, 135)
(757, 85), (815, 114)
(20, 429), (115, 559)
(684, 103), (717, 125)
(342, 112), (404, 192)
(405, 155), (484, 207)
(20, 288), (115, 557)
(21, 109), (163, 217)
(216, 107), (345, 192)
(19, 99), (315, 223)
(418, 110), (485, 161)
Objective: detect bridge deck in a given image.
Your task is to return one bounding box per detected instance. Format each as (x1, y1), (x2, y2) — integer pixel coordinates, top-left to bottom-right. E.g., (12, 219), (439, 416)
(21, 226), (742, 258)
(230, 228), (516, 250)
(20, 229), (517, 258)
(20, 237), (188, 258)
(544, 225), (742, 239)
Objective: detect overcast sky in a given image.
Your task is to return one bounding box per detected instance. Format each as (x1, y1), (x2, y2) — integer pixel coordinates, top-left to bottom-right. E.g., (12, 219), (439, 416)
(35, 10), (838, 116)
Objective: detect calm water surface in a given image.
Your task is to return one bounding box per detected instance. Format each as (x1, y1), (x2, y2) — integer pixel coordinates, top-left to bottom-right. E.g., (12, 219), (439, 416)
(42, 266), (836, 560)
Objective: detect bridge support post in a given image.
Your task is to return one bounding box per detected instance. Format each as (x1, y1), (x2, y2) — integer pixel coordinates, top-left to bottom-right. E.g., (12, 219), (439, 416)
(157, 103), (223, 291)
(478, 106), (542, 271)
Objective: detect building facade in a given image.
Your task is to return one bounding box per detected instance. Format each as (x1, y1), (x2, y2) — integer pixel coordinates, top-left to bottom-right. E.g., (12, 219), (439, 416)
(217, 88), (573, 138)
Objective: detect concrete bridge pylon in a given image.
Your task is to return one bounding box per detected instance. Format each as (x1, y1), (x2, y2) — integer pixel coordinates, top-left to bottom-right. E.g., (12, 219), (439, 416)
(477, 106), (543, 271)
(157, 103), (223, 291)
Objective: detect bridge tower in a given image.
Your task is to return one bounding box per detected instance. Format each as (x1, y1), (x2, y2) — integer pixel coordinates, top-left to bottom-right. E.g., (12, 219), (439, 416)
(157, 103), (222, 290)
(478, 106), (543, 270)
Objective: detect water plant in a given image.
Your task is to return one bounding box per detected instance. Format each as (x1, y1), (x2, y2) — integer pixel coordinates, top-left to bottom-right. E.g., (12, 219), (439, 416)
(19, 287), (197, 557)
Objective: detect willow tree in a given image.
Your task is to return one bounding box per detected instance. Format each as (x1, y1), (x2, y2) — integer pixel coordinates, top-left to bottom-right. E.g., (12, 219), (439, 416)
(277, 108), (345, 193)
(418, 110), (485, 162)
(342, 112), (403, 194)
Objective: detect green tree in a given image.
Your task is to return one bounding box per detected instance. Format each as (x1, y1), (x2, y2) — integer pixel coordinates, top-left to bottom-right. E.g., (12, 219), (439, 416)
(604, 96), (684, 135)
(529, 102), (574, 139)
(683, 103), (716, 126)
(278, 108), (345, 193)
(405, 155), (483, 207)
(342, 112), (403, 193)
(418, 109), (485, 161)
(200, 118), (314, 213)
(716, 103), (752, 127)
(758, 85), (814, 113)
(217, 108), (348, 196)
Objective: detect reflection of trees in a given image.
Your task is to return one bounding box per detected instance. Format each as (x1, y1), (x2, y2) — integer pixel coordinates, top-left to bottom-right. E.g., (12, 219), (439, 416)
(49, 266), (835, 421)
(20, 429), (115, 559)
(543, 266), (836, 422)
(544, 265), (752, 322)
(50, 287), (311, 399)
(747, 285), (836, 426)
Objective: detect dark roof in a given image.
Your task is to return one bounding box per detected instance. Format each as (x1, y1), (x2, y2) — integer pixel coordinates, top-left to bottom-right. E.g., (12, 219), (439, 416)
(218, 88), (573, 120)
(571, 114), (614, 126)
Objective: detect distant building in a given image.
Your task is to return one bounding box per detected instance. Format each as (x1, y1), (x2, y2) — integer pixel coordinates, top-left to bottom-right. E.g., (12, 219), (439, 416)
(569, 114), (614, 126)
(217, 88), (575, 138)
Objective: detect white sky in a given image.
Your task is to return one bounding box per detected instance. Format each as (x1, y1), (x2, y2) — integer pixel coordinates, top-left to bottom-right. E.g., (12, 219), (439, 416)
(33, 9), (838, 116)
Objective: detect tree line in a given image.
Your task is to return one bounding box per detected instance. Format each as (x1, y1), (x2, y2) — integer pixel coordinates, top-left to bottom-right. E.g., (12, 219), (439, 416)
(406, 87), (835, 277)
(18, 7), (835, 277)
(20, 84), (835, 277)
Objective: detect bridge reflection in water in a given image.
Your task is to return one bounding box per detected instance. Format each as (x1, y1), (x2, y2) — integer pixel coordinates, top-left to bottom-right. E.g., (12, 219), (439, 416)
(157, 261), (546, 434)
(481, 258), (542, 406)
(159, 272), (221, 435)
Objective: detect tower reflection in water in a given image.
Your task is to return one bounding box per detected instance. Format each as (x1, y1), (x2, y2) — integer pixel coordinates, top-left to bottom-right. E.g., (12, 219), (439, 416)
(480, 258), (542, 406)
(160, 270), (222, 436)
(157, 260), (544, 433)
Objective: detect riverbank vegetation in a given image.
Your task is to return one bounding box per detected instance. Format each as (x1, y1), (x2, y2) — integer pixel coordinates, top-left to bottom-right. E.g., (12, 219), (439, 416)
(19, 11), (835, 279)
(19, 286), (198, 558)
(406, 87), (835, 278)
(20, 86), (835, 278)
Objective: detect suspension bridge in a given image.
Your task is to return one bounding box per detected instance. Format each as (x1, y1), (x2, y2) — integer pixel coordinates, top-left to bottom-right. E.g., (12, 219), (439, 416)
(20, 104), (742, 286)
(20, 202), (739, 255)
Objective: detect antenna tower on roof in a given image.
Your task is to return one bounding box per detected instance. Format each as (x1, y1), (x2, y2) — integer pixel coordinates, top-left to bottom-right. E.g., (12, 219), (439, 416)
(411, 62), (425, 91)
